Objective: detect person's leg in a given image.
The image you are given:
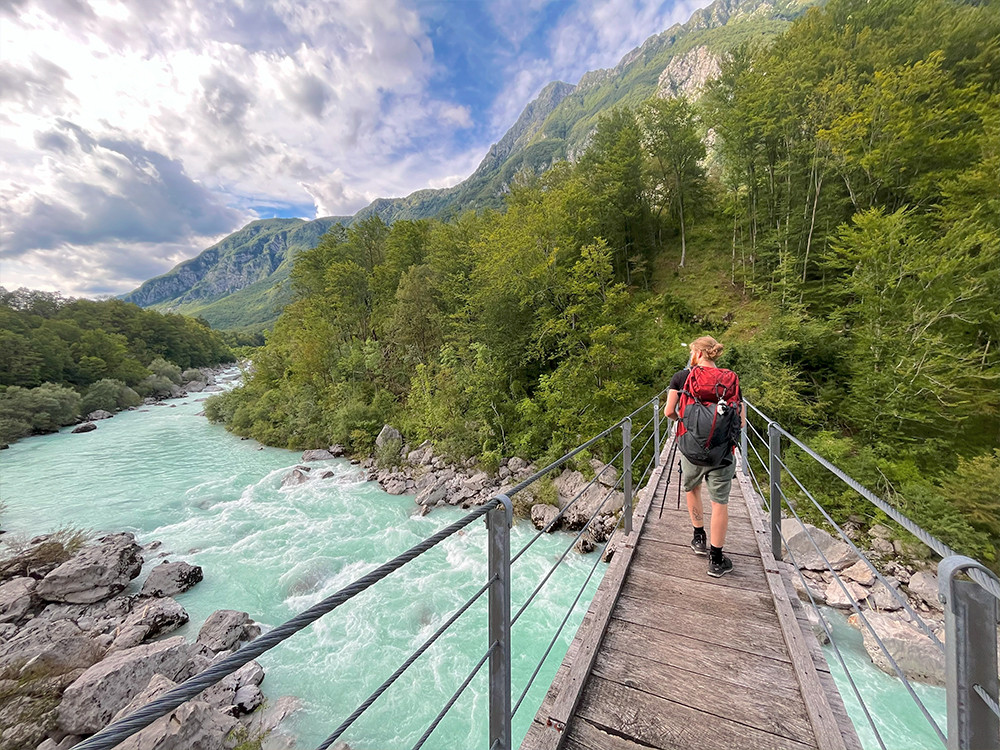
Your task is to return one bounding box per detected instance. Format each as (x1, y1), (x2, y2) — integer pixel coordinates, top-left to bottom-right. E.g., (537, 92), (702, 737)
(680, 456), (708, 555)
(705, 461), (736, 577)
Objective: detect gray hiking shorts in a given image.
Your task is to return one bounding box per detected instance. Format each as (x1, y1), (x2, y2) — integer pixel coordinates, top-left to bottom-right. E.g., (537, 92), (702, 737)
(680, 455), (736, 504)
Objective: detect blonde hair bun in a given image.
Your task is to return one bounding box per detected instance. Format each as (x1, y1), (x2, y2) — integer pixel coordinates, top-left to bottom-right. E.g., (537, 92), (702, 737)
(690, 335), (724, 361)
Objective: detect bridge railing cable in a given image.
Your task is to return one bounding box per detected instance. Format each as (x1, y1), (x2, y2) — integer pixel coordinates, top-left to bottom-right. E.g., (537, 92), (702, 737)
(73, 388), (669, 750)
(739, 399), (999, 750)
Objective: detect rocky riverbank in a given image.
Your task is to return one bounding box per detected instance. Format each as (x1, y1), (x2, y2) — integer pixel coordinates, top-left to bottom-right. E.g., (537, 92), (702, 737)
(288, 425), (628, 558)
(783, 519), (949, 686)
(0, 531), (295, 750)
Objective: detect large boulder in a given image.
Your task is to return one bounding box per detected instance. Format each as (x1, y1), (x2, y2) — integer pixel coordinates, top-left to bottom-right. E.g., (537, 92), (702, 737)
(197, 610), (261, 653)
(280, 467), (310, 487)
(848, 610), (946, 686)
(56, 636), (198, 734)
(109, 674), (240, 750)
(530, 504), (560, 532)
(780, 519), (859, 571)
(87, 410), (114, 421)
(375, 425), (402, 448)
(140, 561), (203, 598)
(0, 538), (73, 582)
(71, 422), (97, 434)
(554, 469), (624, 529)
(824, 579), (870, 610)
(301, 449), (335, 462)
(110, 597), (190, 651)
(35, 534), (143, 604)
(0, 577), (37, 623)
(0, 618), (106, 679)
(907, 571), (943, 611)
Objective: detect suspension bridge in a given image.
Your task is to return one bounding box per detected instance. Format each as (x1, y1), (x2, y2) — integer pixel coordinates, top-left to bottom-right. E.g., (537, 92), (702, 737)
(71, 392), (999, 750)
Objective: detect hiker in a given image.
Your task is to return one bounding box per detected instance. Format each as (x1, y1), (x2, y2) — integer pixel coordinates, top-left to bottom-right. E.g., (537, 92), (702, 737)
(664, 336), (744, 577)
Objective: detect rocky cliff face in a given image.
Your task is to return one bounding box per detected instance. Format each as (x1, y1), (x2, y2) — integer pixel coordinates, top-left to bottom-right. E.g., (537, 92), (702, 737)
(656, 46), (722, 99)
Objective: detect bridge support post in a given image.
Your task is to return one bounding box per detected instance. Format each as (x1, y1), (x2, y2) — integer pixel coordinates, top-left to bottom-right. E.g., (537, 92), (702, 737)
(768, 422), (782, 560)
(487, 500), (512, 750)
(939, 556), (1000, 750)
(653, 397), (661, 468)
(623, 418), (633, 535)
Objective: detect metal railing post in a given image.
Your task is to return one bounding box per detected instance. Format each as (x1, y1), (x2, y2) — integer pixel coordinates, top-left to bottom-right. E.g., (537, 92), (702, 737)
(768, 421), (782, 560)
(623, 418), (633, 535)
(939, 556), (1000, 750)
(653, 396), (661, 468)
(740, 417), (748, 476)
(487, 499), (512, 750)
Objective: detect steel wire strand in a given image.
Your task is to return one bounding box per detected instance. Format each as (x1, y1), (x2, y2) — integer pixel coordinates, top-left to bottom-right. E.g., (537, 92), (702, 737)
(511, 475), (624, 628)
(510, 444), (625, 566)
(511, 512), (623, 718)
(776, 485), (947, 745)
(73, 500), (499, 750)
(975, 683), (1000, 719)
(637, 445), (657, 492)
(777, 527), (890, 750)
(408, 644), (494, 750)
(629, 413), (656, 441)
(629, 426), (658, 491)
(314, 578), (494, 750)
(743, 455), (769, 509)
(767, 417), (1000, 601)
(774, 454), (944, 651)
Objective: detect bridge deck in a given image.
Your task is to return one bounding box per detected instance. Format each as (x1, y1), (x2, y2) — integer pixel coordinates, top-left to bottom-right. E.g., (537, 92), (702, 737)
(521, 446), (861, 750)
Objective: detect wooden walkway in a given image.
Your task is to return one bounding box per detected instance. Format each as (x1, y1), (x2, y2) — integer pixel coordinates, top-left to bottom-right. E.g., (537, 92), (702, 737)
(521, 446), (861, 750)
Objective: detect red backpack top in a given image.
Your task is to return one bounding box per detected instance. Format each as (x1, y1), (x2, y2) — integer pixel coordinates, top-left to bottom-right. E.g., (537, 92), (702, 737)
(677, 366), (742, 467)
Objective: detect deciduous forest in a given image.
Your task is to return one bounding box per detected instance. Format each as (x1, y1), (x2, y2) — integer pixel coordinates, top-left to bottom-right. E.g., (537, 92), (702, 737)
(209, 0), (998, 565)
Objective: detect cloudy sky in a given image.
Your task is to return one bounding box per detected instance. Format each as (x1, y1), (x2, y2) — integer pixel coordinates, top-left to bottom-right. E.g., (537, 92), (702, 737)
(1, 0), (708, 297)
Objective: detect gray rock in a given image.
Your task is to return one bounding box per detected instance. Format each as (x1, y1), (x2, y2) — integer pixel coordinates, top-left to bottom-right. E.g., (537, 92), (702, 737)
(574, 529), (597, 554)
(840, 560), (875, 586)
(791, 572), (827, 605)
(328, 444), (346, 457)
(36, 533), (143, 604)
(907, 571), (943, 611)
(0, 576), (36, 623)
(37, 738), (81, 750)
(183, 380), (207, 393)
(110, 674), (240, 750)
(870, 538), (894, 557)
(56, 636), (197, 734)
(870, 578), (905, 612)
(375, 424), (402, 448)
(234, 684), (264, 714)
(780, 519), (858, 571)
(589, 459), (619, 488)
(0, 618), (106, 679)
(301, 449), (335, 462)
(530, 504), (560, 532)
(87, 409), (114, 421)
(281, 467), (310, 487)
(848, 610), (946, 685)
(110, 597), (189, 650)
(554, 469), (624, 530)
(383, 478), (408, 495)
(601, 529), (623, 563)
(140, 561), (204, 598)
(824, 579), (869, 609)
(869, 524), (893, 540)
(415, 484), (448, 507)
(71, 422), (97, 433)
(197, 610), (261, 653)
(507, 457), (528, 474)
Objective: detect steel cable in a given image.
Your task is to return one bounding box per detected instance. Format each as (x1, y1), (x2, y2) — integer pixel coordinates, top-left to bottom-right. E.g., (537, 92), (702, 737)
(73, 500), (499, 750)
(314, 578), (494, 750)
(975, 683), (1000, 719)
(777, 485), (947, 746)
(408, 644), (494, 750)
(774, 454), (943, 650)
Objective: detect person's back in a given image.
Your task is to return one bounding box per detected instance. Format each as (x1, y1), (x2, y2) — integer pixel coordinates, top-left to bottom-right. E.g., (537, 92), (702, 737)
(663, 336), (744, 577)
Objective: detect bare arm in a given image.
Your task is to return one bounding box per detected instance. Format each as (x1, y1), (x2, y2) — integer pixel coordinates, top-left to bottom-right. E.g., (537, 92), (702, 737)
(665, 389), (680, 420)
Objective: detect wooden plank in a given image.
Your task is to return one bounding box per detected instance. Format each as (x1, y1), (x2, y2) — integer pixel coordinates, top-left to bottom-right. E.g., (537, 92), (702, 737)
(523, 457), (667, 749)
(600, 618), (802, 694)
(628, 539), (771, 593)
(612, 592), (793, 662)
(735, 463), (854, 750)
(590, 644), (817, 745)
(619, 566), (778, 623)
(570, 675), (817, 750)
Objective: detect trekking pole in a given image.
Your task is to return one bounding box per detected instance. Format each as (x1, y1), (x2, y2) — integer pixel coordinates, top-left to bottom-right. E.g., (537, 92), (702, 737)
(657, 435), (680, 518)
(676, 460), (683, 510)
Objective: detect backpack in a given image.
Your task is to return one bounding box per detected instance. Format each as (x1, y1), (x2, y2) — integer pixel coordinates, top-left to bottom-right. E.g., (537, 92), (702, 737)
(677, 366), (742, 468)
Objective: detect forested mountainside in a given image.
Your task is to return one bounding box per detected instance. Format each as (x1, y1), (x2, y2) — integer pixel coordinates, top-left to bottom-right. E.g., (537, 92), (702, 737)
(206, 0), (1000, 570)
(121, 217), (348, 331)
(123, 0), (815, 332)
(0, 288), (234, 444)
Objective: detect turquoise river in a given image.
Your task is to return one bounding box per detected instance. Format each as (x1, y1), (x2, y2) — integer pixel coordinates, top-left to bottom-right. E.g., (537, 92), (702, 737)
(0, 381), (946, 749)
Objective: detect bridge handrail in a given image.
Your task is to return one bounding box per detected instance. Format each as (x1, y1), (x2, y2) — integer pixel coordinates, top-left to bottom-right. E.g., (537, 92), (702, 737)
(74, 387), (670, 750)
(741, 398), (1000, 750)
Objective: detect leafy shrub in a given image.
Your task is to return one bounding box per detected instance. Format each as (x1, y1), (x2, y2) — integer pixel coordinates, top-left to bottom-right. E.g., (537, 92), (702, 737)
(0, 383), (80, 442)
(375, 437), (402, 469)
(134, 374), (177, 398)
(147, 357), (182, 384)
(80, 378), (142, 415)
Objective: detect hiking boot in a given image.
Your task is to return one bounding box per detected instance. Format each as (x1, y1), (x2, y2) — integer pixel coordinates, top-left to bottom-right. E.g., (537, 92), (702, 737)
(708, 555), (734, 578)
(690, 533), (708, 556)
